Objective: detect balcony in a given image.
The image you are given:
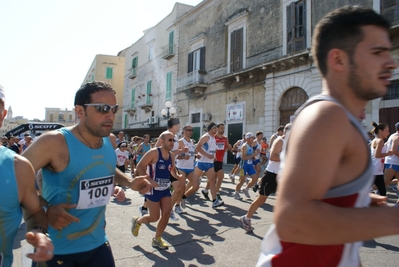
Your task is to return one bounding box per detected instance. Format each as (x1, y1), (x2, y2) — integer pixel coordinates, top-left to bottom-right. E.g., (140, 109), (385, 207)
(161, 44), (175, 59)
(124, 108), (136, 116)
(128, 68), (137, 79)
(176, 70), (208, 98)
(139, 98), (153, 113)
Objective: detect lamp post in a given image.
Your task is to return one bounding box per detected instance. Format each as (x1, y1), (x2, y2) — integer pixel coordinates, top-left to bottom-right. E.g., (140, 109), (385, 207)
(160, 101), (176, 120)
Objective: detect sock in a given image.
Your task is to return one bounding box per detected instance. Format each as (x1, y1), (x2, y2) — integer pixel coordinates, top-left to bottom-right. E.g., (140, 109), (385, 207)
(203, 189), (208, 193)
(142, 207), (147, 210)
(212, 199), (216, 202)
(216, 192), (220, 196)
(182, 194), (187, 199)
(175, 205), (180, 207)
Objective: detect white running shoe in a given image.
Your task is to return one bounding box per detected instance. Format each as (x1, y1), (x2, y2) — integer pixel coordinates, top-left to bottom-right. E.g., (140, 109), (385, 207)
(230, 174), (235, 184)
(234, 192), (242, 200)
(174, 205), (183, 214)
(180, 199), (186, 209)
(243, 188), (251, 199)
(212, 198), (224, 208)
(170, 210), (179, 221)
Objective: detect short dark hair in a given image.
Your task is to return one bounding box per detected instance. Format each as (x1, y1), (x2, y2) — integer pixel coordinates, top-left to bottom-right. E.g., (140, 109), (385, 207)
(277, 125), (285, 132)
(312, 5), (390, 77)
(217, 123), (224, 128)
(256, 131), (263, 136)
(74, 81), (115, 106)
(167, 118), (180, 129)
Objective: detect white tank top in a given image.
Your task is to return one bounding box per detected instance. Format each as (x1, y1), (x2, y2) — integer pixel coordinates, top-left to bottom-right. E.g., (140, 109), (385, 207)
(198, 133), (216, 163)
(385, 133), (399, 165)
(176, 138), (196, 169)
(371, 140), (387, 175)
(236, 140), (243, 158)
(253, 140), (261, 160)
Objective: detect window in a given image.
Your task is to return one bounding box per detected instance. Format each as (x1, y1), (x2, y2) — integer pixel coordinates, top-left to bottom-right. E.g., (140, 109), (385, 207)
(287, 0), (306, 53)
(49, 114), (54, 122)
(146, 81), (152, 105)
(91, 74), (94, 81)
(166, 72), (172, 101)
(191, 113), (200, 123)
(381, 0), (399, 24)
(132, 56), (138, 76)
(131, 89), (135, 109)
(188, 47), (205, 73)
(169, 31), (174, 54)
(124, 114), (128, 128)
(230, 28), (243, 72)
(105, 67), (113, 79)
(383, 80), (399, 100)
(148, 44), (154, 60)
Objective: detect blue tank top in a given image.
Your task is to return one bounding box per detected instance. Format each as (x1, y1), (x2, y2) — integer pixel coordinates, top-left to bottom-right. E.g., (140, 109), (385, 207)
(42, 128), (116, 255)
(147, 148), (172, 193)
(137, 143), (151, 162)
(243, 143), (254, 165)
(0, 146), (21, 267)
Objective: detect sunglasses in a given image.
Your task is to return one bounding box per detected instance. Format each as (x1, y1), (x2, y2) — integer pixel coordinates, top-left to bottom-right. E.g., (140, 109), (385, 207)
(185, 129), (193, 132)
(166, 138), (176, 142)
(121, 145), (127, 148)
(84, 104), (119, 114)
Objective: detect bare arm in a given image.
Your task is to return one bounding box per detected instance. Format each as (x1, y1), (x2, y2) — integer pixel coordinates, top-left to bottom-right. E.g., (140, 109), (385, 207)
(390, 137), (399, 157)
(274, 102), (399, 245)
(374, 138), (393, 158)
(15, 155), (54, 261)
(195, 135), (212, 159)
(269, 138), (283, 162)
(109, 133), (117, 149)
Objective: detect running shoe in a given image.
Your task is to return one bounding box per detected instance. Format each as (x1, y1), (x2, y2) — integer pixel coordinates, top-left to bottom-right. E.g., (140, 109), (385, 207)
(240, 215), (254, 232)
(180, 198), (186, 209)
(245, 178), (250, 185)
(253, 183), (259, 193)
(212, 198), (224, 208)
(202, 189), (210, 201)
(216, 193), (223, 201)
(229, 174), (235, 184)
(234, 192), (242, 200)
(139, 206), (148, 216)
(131, 217), (141, 237)
(152, 236), (169, 250)
(243, 188), (251, 199)
(393, 186), (398, 192)
(170, 210), (179, 221)
(174, 205), (183, 214)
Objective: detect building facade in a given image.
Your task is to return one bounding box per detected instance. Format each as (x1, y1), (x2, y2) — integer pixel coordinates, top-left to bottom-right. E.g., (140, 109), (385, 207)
(44, 107), (75, 127)
(82, 54), (125, 129)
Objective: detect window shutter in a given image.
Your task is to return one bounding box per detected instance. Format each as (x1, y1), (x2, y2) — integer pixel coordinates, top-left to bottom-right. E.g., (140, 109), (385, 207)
(124, 114), (128, 128)
(146, 81), (152, 105)
(169, 31), (174, 54)
(166, 72), (172, 100)
(200, 46), (206, 71)
(382, 0), (399, 23)
(231, 29), (243, 72)
(131, 89), (135, 109)
(287, 2), (295, 53)
(294, 0), (306, 51)
(230, 30), (236, 71)
(188, 52), (193, 73)
(106, 67), (113, 79)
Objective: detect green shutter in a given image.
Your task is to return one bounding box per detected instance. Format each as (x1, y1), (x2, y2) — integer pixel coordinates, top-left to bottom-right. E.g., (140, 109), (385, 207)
(166, 72), (172, 101)
(146, 81), (152, 105)
(132, 57), (138, 76)
(131, 89), (135, 109)
(169, 31), (174, 54)
(106, 67), (113, 79)
(124, 114), (128, 128)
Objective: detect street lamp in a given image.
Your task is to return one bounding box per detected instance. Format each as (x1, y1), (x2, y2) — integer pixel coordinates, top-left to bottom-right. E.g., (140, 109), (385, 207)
(161, 101), (176, 119)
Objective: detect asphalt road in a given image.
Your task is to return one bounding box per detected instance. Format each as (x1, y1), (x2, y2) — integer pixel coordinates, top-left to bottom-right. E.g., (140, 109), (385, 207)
(12, 164), (399, 266)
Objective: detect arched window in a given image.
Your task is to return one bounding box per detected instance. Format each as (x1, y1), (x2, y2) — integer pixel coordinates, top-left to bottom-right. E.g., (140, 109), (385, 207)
(279, 87), (308, 125)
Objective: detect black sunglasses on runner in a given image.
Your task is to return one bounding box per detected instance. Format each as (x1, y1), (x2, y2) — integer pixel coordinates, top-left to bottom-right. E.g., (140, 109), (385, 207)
(84, 104), (119, 114)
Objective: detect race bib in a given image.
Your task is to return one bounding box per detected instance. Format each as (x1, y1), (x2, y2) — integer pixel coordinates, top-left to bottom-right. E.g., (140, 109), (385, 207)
(154, 178), (170, 191)
(216, 142), (225, 150)
(247, 159), (252, 164)
(76, 175), (114, 209)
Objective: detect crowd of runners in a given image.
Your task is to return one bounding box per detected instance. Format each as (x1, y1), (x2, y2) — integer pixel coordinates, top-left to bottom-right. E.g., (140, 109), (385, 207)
(4, 5), (399, 267)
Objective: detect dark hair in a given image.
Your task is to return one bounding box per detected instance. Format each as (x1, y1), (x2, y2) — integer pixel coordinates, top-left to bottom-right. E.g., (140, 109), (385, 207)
(167, 118), (180, 129)
(277, 125), (285, 132)
(256, 131), (263, 136)
(207, 122), (217, 132)
(371, 121), (388, 135)
(74, 81), (115, 106)
(217, 123), (224, 128)
(312, 5), (390, 76)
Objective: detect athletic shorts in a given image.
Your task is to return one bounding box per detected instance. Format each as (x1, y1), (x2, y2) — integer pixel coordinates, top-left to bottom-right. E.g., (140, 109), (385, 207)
(116, 165), (125, 173)
(145, 189), (171, 202)
(170, 173), (178, 183)
(259, 171), (278, 196)
(253, 159), (261, 166)
(234, 157), (241, 165)
(196, 162), (214, 172)
(214, 161), (223, 172)
(178, 168), (194, 175)
(45, 242), (115, 267)
(243, 163), (256, 176)
(384, 164), (399, 172)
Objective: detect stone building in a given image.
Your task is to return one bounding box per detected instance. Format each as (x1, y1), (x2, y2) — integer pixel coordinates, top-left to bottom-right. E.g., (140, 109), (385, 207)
(82, 54), (125, 129)
(44, 107), (75, 127)
(118, 0), (399, 163)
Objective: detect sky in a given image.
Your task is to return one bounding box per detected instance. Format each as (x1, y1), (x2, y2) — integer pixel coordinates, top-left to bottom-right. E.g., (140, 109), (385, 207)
(0, 0), (202, 120)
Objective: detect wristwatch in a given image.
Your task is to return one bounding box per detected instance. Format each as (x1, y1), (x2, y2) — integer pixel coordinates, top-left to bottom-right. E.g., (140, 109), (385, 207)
(32, 226), (50, 237)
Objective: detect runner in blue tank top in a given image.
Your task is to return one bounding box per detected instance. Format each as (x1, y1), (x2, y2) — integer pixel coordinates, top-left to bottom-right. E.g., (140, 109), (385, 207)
(0, 84), (53, 267)
(131, 131), (182, 250)
(23, 82), (155, 267)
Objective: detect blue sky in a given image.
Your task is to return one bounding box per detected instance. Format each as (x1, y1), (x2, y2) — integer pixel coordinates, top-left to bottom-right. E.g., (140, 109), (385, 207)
(0, 0), (202, 120)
